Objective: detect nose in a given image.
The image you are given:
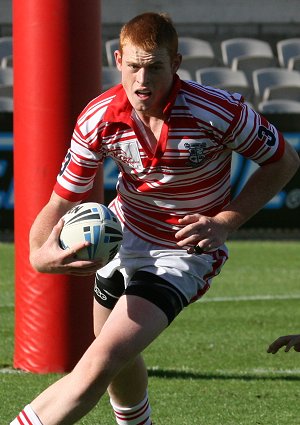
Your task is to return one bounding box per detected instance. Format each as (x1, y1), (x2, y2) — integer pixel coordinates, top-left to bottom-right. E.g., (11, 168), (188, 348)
(136, 67), (149, 85)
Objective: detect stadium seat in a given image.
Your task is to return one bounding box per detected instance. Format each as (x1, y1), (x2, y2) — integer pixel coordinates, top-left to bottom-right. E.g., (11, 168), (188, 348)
(0, 67), (13, 85)
(195, 67), (253, 101)
(276, 38), (300, 68)
(221, 38), (275, 67)
(102, 66), (121, 91)
(287, 55), (300, 71)
(231, 55), (278, 84)
(0, 85), (13, 97)
(252, 67), (300, 101)
(258, 99), (300, 113)
(0, 37), (12, 65)
(263, 85), (300, 102)
(178, 37), (218, 79)
(0, 96), (13, 112)
(1, 55), (13, 68)
(105, 38), (119, 67)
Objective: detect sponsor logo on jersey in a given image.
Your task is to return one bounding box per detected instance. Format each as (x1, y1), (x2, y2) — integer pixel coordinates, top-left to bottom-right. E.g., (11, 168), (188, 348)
(110, 141), (143, 170)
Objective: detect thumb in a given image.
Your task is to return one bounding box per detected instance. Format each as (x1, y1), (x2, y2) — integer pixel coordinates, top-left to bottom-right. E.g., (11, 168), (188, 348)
(51, 218), (65, 241)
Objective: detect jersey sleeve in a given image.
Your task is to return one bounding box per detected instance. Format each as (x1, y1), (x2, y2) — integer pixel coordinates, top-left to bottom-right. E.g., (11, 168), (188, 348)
(54, 116), (104, 202)
(223, 102), (285, 165)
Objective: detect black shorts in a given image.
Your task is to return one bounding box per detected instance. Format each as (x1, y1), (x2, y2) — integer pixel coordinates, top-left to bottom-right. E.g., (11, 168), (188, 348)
(94, 270), (188, 325)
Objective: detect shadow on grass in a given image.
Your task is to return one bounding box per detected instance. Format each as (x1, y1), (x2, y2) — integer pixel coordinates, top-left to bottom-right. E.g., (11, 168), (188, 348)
(147, 367), (300, 381)
(2, 364), (300, 382)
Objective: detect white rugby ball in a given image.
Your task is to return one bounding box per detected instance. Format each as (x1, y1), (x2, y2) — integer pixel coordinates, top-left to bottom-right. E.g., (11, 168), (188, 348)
(59, 202), (123, 265)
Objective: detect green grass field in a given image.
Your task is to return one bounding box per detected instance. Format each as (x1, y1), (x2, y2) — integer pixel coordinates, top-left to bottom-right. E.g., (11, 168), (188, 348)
(1, 240), (300, 424)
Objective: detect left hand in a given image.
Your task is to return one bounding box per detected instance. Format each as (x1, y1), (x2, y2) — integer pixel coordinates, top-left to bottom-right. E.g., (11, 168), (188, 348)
(175, 213), (230, 253)
(267, 334), (300, 354)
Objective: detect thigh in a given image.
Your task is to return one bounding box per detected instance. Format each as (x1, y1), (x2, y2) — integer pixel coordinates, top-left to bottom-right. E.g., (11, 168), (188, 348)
(93, 300), (111, 337)
(78, 295), (169, 382)
(98, 294), (169, 361)
(93, 270), (126, 336)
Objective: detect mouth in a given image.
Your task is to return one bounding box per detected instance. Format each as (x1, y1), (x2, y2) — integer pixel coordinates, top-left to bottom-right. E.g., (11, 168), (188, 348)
(135, 88), (152, 100)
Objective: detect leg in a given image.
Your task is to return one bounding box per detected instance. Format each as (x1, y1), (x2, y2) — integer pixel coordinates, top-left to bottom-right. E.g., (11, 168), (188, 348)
(29, 295), (168, 425)
(94, 300), (149, 407)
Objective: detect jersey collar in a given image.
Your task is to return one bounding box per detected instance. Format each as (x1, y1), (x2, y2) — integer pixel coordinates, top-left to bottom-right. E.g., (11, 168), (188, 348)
(103, 75), (182, 126)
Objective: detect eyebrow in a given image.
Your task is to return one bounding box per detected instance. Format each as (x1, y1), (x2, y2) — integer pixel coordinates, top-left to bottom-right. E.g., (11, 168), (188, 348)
(125, 59), (165, 66)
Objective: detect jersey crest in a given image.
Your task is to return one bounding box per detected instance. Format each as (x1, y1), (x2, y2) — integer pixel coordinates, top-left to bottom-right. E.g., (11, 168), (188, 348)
(184, 142), (206, 167)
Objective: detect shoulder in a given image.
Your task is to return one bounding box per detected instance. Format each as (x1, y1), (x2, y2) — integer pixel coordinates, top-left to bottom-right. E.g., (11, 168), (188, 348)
(179, 80), (244, 108)
(79, 84), (123, 120)
(75, 84), (128, 135)
(177, 80), (245, 131)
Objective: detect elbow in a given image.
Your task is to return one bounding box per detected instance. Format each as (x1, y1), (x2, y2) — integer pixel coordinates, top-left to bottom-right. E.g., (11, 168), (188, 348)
(283, 141), (300, 179)
(29, 252), (41, 273)
(289, 148), (300, 177)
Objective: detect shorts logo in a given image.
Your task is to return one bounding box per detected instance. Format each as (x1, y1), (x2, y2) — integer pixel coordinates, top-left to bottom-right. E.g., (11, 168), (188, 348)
(185, 142), (206, 167)
(94, 284), (108, 301)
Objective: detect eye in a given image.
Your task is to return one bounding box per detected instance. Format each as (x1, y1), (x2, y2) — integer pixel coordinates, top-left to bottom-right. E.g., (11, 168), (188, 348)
(150, 64), (163, 71)
(128, 64), (140, 71)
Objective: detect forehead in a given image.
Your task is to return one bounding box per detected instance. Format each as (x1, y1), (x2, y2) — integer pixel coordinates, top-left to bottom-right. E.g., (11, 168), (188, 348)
(121, 44), (170, 64)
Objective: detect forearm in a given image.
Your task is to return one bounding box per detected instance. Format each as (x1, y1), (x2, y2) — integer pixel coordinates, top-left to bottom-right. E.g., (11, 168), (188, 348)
(29, 192), (78, 254)
(29, 205), (62, 253)
(216, 143), (300, 233)
(28, 192), (84, 273)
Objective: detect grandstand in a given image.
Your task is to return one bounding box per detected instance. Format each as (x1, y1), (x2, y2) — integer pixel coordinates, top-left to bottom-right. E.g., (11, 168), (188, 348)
(1, 0), (300, 236)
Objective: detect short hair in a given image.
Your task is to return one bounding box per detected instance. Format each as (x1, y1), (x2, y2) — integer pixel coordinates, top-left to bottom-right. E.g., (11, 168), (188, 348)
(119, 12), (178, 60)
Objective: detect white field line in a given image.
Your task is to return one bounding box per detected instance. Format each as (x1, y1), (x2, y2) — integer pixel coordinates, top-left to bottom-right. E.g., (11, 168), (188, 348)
(2, 366), (300, 375)
(199, 294), (300, 303)
(2, 294), (300, 309)
(0, 368), (25, 374)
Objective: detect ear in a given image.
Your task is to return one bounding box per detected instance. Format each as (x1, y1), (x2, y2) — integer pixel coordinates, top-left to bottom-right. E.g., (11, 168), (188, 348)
(114, 50), (122, 70)
(172, 53), (182, 74)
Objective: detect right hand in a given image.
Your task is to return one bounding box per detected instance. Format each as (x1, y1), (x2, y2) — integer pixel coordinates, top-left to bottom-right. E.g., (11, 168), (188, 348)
(30, 219), (105, 276)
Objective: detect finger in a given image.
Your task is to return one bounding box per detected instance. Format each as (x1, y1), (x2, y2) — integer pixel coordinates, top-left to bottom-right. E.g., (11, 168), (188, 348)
(48, 219), (67, 247)
(267, 336), (291, 353)
(67, 269), (99, 276)
(53, 218), (65, 235)
(63, 259), (104, 274)
(61, 241), (92, 258)
(175, 224), (197, 241)
(176, 234), (200, 247)
(178, 214), (201, 224)
(286, 336), (300, 352)
(267, 344), (280, 354)
(175, 215), (203, 240)
(64, 254), (104, 267)
(285, 338), (296, 352)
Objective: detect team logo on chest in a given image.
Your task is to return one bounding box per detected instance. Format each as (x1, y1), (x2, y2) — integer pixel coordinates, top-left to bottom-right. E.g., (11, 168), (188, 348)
(184, 142), (207, 167)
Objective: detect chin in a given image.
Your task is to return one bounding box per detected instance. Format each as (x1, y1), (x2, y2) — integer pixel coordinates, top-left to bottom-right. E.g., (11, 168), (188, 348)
(134, 102), (151, 112)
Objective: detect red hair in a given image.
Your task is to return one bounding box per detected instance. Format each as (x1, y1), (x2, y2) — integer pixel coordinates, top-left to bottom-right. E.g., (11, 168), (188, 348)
(119, 12), (178, 60)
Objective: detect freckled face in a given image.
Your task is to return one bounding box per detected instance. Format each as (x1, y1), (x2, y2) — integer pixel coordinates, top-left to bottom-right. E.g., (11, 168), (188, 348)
(115, 44), (181, 117)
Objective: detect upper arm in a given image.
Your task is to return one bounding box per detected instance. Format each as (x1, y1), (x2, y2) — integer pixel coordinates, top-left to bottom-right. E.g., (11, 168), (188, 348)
(265, 138), (300, 182)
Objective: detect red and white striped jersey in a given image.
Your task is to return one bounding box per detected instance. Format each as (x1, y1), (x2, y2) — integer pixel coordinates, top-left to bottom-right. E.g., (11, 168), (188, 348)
(54, 76), (285, 248)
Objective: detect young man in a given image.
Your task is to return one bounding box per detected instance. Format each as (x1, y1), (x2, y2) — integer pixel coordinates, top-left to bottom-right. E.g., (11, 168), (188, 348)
(11, 12), (299, 425)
